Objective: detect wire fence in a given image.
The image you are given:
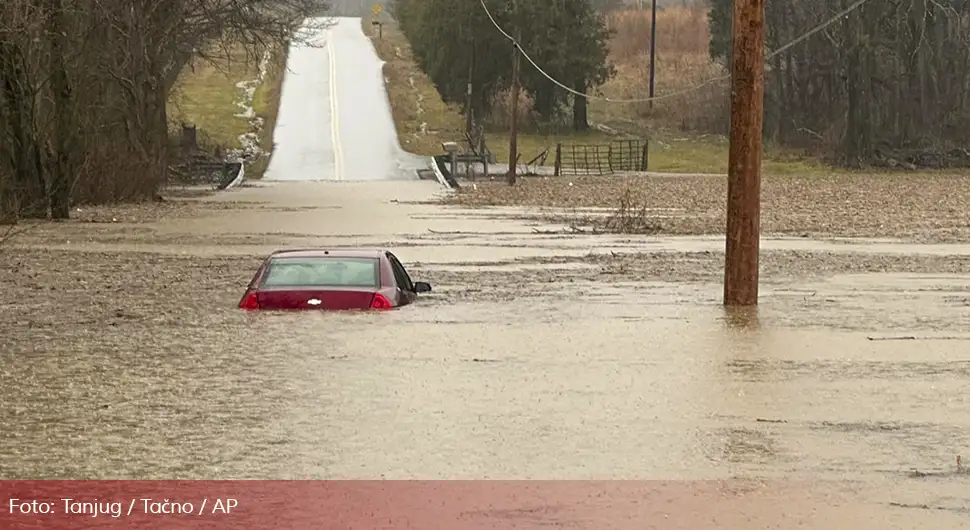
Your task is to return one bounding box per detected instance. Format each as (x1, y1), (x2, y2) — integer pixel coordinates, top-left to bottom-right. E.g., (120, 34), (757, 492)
(554, 138), (648, 176)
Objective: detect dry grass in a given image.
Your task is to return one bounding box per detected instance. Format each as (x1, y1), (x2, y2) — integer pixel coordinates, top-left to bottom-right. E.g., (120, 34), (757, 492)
(440, 172), (970, 243)
(246, 45), (288, 178)
(365, 21), (465, 156)
(168, 44), (287, 178)
(609, 6), (710, 59)
(586, 7), (840, 174)
(596, 7), (727, 134)
(168, 48), (256, 150)
(599, 186), (664, 234)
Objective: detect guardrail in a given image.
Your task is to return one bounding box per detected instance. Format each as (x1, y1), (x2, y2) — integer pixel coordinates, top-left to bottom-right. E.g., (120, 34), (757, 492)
(431, 156), (460, 189)
(165, 159), (244, 191)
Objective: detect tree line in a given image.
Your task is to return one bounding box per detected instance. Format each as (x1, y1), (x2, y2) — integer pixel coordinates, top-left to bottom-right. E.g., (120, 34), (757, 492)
(391, 0), (615, 133)
(708, 0), (970, 167)
(0, 0), (328, 223)
(395, 0), (970, 168)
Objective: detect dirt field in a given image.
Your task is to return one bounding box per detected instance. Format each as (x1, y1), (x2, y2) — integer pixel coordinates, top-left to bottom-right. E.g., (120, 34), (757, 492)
(438, 173), (970, 243)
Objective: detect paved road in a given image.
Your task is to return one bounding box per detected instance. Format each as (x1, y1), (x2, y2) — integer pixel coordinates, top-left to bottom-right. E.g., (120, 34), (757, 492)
(263, 17), (426, 182)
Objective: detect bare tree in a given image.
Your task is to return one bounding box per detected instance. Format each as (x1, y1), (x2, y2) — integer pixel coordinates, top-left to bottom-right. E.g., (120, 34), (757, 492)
(709, 0), (970, 167)
(0, 0), (330, 225)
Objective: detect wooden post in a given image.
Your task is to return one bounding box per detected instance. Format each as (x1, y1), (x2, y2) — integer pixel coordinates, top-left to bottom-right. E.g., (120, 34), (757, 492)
(507, 0), (520, 186)
(181, 123), (198, 154)
(554, 143), (562, 176)
(723, 0), (766, 306)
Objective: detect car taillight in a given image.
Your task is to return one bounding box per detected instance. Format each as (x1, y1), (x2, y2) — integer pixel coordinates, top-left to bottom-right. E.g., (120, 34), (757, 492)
(370, 293), (392, 310)
(239, 292), (260, 310)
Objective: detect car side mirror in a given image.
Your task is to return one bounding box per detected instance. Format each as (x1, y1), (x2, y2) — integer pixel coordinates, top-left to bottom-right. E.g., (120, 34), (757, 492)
(413, 281), (432, 293)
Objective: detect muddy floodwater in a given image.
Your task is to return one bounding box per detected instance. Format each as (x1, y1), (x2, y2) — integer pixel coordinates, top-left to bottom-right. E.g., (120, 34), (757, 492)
(1, 181), (969, 526)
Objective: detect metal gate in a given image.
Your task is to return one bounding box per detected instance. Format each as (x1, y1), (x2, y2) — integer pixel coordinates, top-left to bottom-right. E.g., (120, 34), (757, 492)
(554, 139), (648, 176)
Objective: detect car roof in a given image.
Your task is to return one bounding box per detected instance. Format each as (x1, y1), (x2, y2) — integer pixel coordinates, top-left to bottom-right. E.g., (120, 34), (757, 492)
(267, 248), (387, 260)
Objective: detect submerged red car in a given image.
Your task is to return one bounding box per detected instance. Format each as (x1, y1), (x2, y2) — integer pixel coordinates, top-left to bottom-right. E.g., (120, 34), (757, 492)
(238, 248), (432, 311)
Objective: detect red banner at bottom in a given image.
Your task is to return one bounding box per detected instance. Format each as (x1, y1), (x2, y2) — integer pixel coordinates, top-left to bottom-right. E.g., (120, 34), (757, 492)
(0, 480), (941, 529)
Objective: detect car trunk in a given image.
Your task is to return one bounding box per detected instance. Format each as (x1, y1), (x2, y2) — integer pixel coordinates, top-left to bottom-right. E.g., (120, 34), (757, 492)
(256, 287), (378, 310)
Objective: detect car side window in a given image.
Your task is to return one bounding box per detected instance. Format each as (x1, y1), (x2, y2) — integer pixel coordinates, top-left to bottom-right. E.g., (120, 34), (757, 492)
(398, 262), (415, 291)
(387, 253), (414, 291)
(389, 261), (406, 289)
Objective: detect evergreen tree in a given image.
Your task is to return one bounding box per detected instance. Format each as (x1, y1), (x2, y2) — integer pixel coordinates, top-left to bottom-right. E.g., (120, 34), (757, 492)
(392, 0), (614, 131)
(517, 0), (615, 131)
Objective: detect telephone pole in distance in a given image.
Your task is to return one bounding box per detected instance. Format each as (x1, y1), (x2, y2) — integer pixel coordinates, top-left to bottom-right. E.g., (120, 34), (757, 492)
(507, 0), (520, 186)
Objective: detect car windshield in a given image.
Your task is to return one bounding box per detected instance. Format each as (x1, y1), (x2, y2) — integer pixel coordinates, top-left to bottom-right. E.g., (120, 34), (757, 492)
(260, 257), (380, 288)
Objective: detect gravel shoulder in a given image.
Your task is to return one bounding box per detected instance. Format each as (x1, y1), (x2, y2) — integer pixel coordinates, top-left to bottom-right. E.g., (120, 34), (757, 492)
(439, 173), (970, 243)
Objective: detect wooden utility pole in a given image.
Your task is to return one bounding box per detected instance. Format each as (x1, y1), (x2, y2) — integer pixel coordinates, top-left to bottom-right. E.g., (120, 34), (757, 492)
(723, 0), (766, 306)
(647, 0), (657, 109)
(465, 38), (476, 181)
(466, 37), (475, 137)
(507, 0), (520, 186)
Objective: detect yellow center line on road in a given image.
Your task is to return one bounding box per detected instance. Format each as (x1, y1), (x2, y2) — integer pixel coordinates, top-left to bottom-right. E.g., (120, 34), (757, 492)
(328, 28), (343, 181)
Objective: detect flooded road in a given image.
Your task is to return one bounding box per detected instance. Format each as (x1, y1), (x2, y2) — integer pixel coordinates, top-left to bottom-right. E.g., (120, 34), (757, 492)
(2, 180), (969, 526)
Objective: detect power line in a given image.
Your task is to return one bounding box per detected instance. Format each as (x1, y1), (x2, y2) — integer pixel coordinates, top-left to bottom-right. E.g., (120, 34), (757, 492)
(479, 0), (875, 104)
